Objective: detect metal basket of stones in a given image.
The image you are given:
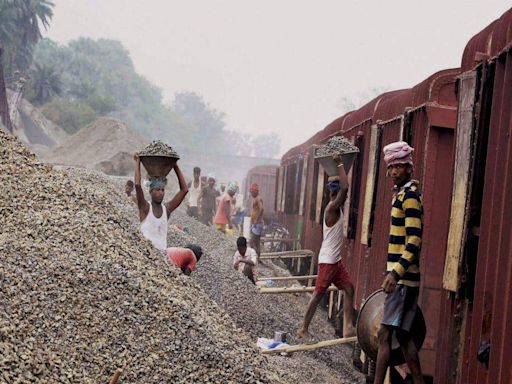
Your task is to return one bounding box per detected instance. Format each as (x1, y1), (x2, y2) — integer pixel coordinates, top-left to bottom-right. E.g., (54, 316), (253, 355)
(314, 135), (359, 176)
(139, 140), (180, 179)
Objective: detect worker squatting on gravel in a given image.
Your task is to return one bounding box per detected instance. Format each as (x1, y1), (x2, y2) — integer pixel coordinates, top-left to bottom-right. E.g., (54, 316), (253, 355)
(233, 236), (258, 284)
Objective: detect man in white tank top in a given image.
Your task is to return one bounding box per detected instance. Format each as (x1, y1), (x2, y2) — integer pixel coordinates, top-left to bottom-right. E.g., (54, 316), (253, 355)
(133, 153), (188, 251)
(297, 154), (356, 339)
(186, 166), (202, 219)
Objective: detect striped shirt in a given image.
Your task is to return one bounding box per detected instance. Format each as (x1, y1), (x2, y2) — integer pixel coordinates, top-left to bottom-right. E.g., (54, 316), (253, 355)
(387, 180), (423, 287)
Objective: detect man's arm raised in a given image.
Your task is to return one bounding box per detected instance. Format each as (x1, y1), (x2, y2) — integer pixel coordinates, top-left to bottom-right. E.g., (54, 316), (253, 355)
(165, 164), (188, 217)
(331, 154), (349, 211)
(133, 153), (149, 220)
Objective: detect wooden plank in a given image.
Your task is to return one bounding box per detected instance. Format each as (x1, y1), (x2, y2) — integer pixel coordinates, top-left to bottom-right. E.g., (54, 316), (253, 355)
(109, 369), (123, 384)
(260, 254), (312, 260)
(299, 155), (308, 216)
(281, 166), (287, 212)
(315, 164), (325, 224)
(261, 336), (357, 354)
(257, 275), (317, 281)
(261, 250), (313, 256)
(328, 290), (334, 319)
(361, 124), (379, 245)
(443, 72), (477, 292)
(308, 257), (316, 287)
(261, 238), (300, 243)
(259, 286), (338, 294)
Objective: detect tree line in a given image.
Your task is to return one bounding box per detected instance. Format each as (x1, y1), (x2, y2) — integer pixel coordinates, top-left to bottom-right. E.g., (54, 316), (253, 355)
(0, 0), (281, 159)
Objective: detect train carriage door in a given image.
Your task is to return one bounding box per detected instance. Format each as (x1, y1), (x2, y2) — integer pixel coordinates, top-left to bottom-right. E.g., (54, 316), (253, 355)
(444, 71), (480, 293)
(443, 63), (494, 383)
(347, 133), (365, 240)
(366, 120), (403, 293)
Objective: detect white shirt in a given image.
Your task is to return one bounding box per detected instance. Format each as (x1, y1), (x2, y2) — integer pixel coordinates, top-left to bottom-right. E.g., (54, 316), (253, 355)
(188, 181), (202, 207)
(317, 209), (343, 264)
(140, 204), (168, 251)
(233, 247), (258, 279)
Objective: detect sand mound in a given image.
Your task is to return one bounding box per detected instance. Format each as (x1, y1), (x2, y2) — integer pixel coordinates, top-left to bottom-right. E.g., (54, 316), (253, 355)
(43, 117), (146, 176)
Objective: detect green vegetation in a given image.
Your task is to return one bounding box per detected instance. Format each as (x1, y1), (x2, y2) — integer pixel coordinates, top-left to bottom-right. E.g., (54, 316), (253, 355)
(0, 0), (54, 131)
(0, 0), (54, 78)
(1, 1), (281, 158)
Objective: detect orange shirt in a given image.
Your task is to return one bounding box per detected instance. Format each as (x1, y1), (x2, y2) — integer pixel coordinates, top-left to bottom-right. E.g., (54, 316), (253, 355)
(214, 193), (232, 225)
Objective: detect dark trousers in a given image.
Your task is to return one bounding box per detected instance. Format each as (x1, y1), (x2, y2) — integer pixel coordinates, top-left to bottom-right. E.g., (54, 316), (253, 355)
(187, 206), (199, 219)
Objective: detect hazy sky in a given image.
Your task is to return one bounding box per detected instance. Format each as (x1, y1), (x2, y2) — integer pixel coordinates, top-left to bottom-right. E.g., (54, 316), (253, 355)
(45, 1), (511, 153)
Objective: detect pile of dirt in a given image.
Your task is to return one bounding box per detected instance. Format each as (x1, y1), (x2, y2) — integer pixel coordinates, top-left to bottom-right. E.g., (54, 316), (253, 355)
(43, 117), (147, 176)
(0, 130), (284, 384)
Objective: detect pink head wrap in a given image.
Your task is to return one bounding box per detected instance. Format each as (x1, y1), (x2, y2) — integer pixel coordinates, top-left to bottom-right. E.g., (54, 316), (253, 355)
(383, 141), (414, 167)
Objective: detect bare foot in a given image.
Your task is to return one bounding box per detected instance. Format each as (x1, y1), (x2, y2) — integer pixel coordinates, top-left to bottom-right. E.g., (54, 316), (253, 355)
(297, 328), (318, 344)
(296, 327), (311, 339)
(343, 325), (356, 338)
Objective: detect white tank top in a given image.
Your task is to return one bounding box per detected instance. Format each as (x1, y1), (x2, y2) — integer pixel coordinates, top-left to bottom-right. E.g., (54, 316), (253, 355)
(318, 209), (343, 264)
(188, 181), (201, 207)
(140, 203), (168, 251)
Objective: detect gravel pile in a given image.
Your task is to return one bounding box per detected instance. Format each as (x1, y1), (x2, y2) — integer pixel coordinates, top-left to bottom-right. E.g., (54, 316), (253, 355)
(169, 213), (364, 384)
(0, 131), (283, 384)
(139, 140), (179, 158)
(315, 136), (359, 158)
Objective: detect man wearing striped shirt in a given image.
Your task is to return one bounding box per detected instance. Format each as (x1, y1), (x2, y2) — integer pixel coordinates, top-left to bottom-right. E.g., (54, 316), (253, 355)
(375, 141), (425, 384)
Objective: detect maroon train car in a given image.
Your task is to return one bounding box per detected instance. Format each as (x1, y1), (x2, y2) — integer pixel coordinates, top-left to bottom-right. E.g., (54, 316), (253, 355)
(276, 7), (512, 383)
(243, 165), (278, 222)
(435, 8), (512, 384)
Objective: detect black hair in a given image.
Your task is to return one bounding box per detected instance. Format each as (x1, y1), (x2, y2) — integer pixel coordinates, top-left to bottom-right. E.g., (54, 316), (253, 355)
(193, 167), (201, 173)
(185, 244), (203, 261)
(237, 236), (247, 248)
(126, 180), (134, 187)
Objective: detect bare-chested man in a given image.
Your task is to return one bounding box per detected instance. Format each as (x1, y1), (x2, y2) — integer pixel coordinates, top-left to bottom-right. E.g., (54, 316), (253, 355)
(249, 183), (264, 257)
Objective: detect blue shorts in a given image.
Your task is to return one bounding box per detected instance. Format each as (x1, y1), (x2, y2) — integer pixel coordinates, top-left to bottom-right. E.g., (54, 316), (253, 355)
(381, 285), (419, 332)
(251, 223), (264, 236)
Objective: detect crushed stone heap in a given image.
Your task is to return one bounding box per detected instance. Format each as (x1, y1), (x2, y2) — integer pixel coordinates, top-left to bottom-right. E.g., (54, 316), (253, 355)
(0, 130), (283, 384)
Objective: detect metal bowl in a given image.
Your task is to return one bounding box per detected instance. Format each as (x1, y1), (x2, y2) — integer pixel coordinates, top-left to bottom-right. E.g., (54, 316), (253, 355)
(356, 289), (426, 365)
(140, 155), (178, 178)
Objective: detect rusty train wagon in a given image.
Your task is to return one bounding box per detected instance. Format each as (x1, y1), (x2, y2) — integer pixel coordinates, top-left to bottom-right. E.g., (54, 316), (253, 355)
(276, 7), (512, 383)
(243, 165), (278, 221)
(278, 71), (459, 381)
(436, 9), (512, 384)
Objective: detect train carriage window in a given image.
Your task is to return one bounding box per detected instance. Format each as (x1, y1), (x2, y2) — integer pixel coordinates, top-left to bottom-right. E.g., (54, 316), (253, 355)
(275, 167), (280, 212)
(280, 165), (287, 212)
(310, 160), (319, 221)
(299, 155), (308, 216)
(347, 134), (364, 239)
(444, 64), (493, 295)
(315, 166), (327, 224)
(444, 71), (478, 292)
(284, 163), (297, 214)
(361, 124), (382, 245)
(293, 158), (304, 214)
(276, 166), (284, 213)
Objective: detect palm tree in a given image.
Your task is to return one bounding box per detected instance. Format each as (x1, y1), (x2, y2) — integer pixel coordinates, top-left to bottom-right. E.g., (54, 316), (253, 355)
(30, 62), (61, 105)
(0, 0), (54, 131)
(15, 1), (54, 44)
